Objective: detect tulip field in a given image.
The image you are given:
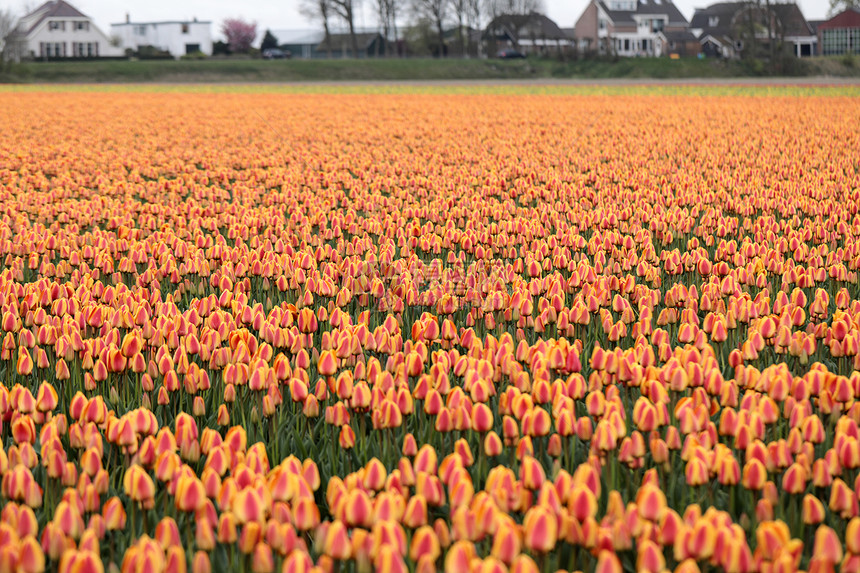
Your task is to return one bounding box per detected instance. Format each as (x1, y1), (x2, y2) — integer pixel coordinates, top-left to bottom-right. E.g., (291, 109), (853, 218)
(3, 83), (860, 573)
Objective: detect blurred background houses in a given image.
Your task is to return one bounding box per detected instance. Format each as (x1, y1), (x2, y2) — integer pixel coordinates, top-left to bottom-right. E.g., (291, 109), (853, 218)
(1, 0), (850, 66)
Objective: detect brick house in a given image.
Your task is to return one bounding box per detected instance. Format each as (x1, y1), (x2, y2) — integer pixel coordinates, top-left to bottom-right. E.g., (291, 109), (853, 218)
(816, 8), (860, 56)
(573, 0), (693, 57)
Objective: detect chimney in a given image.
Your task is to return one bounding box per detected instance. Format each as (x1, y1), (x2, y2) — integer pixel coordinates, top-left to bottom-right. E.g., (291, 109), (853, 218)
(126, 13), (130, 23)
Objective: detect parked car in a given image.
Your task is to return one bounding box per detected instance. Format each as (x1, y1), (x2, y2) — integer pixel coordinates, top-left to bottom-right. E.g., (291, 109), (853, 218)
(262, 48), (291, 59)
(496, 48), (526, 59)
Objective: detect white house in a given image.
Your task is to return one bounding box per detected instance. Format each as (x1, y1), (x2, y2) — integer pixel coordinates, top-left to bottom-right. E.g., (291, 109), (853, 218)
(111, 16), (212, 57)
(573, 0), (696, 57)
(16, 0), (122, 59)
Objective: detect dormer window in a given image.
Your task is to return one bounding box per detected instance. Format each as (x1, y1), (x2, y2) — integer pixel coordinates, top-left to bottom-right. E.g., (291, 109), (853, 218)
(709, 16), (719, 27)
(48, 21), (65, 31)
(608, 0), (635, 10)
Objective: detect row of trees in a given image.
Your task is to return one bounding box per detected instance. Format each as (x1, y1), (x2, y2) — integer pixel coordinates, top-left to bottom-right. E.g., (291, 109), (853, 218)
(299, 0), (543, 58)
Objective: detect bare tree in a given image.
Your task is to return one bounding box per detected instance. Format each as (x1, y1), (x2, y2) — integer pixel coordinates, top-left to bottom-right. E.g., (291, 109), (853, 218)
(0, 9), (21, 72)
(375, 0), (400, 56)
(390, 0), (401, 56)
(300, 0), (334, 58)
(830, 0), (860, 16)
(330, 0), (360, 57)
(449, 0), (468, 56)
(763, 0), (776, 68)
(413, 0), (448, 57)
(466, 0), (485, 56)
(487, 0), (544, 17)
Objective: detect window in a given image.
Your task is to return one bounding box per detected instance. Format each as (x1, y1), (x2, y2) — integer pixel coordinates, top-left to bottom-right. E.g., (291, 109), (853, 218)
(48, 21), (65, 31)
(608, 0), (634, 10)
(708, 16), (719, 27)
(73, 42), (91, 57)
(822, 28), (860, 56)
(185, 43), (200, 54)
(182, 24), (189, 34)
(135, 25), (147, 35)
(74, 21), (89, 31)
(598, 19), (606, 30)
(42, 42), (65, 57)
(624, 38), (630, 51)
(653, 19), (664, 33)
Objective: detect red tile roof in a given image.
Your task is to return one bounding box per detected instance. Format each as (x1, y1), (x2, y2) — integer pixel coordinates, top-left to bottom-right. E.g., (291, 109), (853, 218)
(817, 8), (860, 30)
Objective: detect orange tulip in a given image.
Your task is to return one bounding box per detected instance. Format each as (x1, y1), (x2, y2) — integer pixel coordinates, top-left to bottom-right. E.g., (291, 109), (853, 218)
(522, 506), (556, 553)
(814, 525), (843, 565)
(59, 550), (104, 573)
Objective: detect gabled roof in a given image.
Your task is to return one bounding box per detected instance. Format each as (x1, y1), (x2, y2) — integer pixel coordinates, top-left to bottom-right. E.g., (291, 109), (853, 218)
(27, 0), (87, 19)
(689, 2), (740, 36)
(807, 20), (825, 33)
(486, 13), (569, 41)
(595, 2), (635, 26)
(635, 1), (688, 23)
(22, 0), (88, 35)
(597, 1), (689, 27)
(817, 8), (860, 31)
(770, 3), (814, 36)
(317, 32), (383, 51)
(690, 2), (814, 38)
(661, 29), (698, 42)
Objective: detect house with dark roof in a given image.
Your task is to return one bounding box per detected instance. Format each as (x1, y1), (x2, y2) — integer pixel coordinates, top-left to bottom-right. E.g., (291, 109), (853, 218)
(15, 0), (122, 59)
(689, 2), (816, 58)
(485, 13), (572, 56)
(573, 0), (694, 57)
(816, 8), (860, 55)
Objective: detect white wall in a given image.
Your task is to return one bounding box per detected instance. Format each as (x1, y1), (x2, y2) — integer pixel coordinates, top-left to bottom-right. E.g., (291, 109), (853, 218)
(25, 18), (123, 58)
(111, 21), (213, 57)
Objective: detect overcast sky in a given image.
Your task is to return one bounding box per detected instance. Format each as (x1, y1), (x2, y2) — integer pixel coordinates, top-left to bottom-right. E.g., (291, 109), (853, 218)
(25, 0), (832, 39)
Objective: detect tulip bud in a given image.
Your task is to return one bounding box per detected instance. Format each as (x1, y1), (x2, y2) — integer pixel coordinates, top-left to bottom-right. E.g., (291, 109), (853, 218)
(192, 552), (210, 573)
